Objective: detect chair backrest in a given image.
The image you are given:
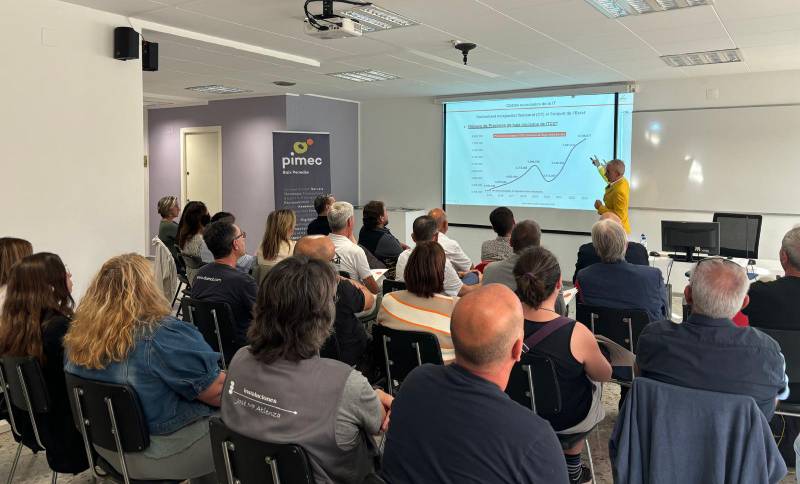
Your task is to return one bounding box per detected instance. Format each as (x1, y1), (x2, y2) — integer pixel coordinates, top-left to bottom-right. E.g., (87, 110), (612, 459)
(209, 417), (313, 484)
(0, 356), (52, 449)
(181, 298), (238, 368)
(173, 244), (187, 276)
(382, 279), (406, 294)
(576, 303), (650, 353)
(505, 352), (561, 416)
(180, 249), (206, 271)
(754, 327), (800, 402)
(372, 325), (443, 395)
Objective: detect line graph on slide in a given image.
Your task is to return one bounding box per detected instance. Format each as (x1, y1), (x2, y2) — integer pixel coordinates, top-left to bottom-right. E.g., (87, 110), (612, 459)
(488, 138), (587, 191)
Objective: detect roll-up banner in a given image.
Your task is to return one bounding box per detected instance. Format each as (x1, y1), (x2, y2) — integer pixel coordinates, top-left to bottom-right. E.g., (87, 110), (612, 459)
(272, 131), (331, 238)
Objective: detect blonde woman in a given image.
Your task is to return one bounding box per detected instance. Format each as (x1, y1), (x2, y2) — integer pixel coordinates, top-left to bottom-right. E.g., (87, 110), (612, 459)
(256, 209), (296, 276)
(64, 254), (224, 483)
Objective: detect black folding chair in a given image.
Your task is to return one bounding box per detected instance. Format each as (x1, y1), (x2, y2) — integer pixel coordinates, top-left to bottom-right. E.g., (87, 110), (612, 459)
(755, 327), (800, 417)
(172, 245), (192, 318)
(209, 417), (313, 484)
(505, 352), (596, 478)
(372, 325), (443, 395)
(382, 279), (406, 294)
(181, 298), (239, 370)
(0, 356), (53, 484)
(576, 304), (650, 386)
(65, 373), (180, 484)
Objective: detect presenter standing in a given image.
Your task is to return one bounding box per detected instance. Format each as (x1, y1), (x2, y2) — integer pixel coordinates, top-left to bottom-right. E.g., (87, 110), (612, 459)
(590, 157), (631, 234)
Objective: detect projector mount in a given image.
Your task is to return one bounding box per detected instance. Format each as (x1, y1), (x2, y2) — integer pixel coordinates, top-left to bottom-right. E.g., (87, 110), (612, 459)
(304, 0), (372, 32)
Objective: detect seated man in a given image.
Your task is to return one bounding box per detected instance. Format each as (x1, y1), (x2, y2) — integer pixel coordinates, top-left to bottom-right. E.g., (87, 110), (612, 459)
(428, 208), (473, 272)
(191, 221), (257, 347)
(358, 200), (407, 265)
(307, 194), (334, 236)
(742, 226), (800, 329)
(573, 212), (648, 283)
(327, 201), (380, 294)
(395, 215), (479, 297)
(481, 206), (515, 262)
(576, 219), (668, 322)
(381, 285), (568, 484)
(294, 235), (374, 367)
(636, 258), (789, 419)
(483, 220), (567, 315)
(206, 211), (256, 274)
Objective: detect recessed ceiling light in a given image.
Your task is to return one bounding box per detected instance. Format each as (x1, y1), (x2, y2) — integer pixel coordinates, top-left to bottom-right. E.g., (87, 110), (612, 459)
(661, 48), (742, 67)
(185, 84), (253, 94)
(585, 0), (712, 18)
(337, 5), (418, 32)
(327, 69), (400, 82)
(273, 81), (297, 87)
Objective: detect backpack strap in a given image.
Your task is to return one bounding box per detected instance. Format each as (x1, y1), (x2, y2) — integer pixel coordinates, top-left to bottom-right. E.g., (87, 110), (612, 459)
(524, 317), (573, 350)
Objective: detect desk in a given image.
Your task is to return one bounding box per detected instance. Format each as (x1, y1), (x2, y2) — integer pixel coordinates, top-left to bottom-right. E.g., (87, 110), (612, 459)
(650, 255), (783, 295)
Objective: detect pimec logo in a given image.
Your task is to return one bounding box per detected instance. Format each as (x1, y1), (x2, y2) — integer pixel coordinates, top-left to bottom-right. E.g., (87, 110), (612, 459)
(282, 137), (323, 169)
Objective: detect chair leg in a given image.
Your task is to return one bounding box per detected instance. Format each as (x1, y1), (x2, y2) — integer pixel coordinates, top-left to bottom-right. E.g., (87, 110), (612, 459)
(6, 442), (23, 484)
(585, 438), (595, 483)
(51, 471), (58, 483)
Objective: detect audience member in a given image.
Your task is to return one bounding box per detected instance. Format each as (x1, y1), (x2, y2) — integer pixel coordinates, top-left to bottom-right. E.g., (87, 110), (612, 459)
(328, 201), (380, 294)
(65, 254), (224, 482)
(381, 284), (568, 483)
(573, 212), (648, 283)
(308, 194), (335, 236)
(636, 258), (788, 419)
(294, 235), (373, 367)
(210, 211), (235, 224)
(0, 237), (33, 308)
(208, 211), (256, 274)
(256, 209), (297, 275)
(481, 206), (515, 262)
(358, 200), (407, 265)
(157, 195), (181, 261)
(395, 215), (478, 297)
(221, 256), (392, 483)
(378, 241), (458, 362)
(515, 247), (611, 484)
(576, 219), (668, 322)
(191, 221), (257, 349)
(742, 226), (800, 329)
(428, 208), (473, 272)
(0, 253), (88, 474)
(177, 201), (213, 284)
(483, 220), (567, 315)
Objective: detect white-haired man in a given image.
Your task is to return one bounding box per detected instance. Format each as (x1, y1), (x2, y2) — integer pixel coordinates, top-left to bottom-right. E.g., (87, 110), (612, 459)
(327, 201), (379, 294)
(636, 258), (789, 419)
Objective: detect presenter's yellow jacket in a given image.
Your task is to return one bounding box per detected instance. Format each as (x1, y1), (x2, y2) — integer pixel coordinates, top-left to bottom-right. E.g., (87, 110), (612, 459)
(597, 166), (631, 234)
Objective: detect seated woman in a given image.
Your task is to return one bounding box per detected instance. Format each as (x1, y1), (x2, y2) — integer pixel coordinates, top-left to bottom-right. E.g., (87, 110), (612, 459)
(377, 241), (458, 362)
(255, 209), (296, 282)
(0, 237), (33, 307)
(0, 253), (89, 475)
(222, 256), (392, 484)
(177, 201), (212, 284)
(64, 254), (225, 482)
(513, 246), (612, 484)
(157, 195), (181, 262)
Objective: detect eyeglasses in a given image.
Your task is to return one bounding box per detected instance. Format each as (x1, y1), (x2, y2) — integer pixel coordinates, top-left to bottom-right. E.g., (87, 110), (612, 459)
(234, 231), (247, 240)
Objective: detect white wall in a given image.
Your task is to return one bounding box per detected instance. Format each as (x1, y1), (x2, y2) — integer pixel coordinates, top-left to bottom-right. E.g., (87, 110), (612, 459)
(360, 71), (800, 280)
(1, 0), (145, 297)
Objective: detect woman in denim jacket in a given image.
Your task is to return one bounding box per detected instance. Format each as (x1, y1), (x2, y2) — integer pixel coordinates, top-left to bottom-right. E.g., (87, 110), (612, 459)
(65, 253), (225, 482)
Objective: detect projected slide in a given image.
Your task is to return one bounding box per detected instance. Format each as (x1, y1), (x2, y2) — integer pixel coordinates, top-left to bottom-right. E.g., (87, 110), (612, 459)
(445, 94), (624, 211)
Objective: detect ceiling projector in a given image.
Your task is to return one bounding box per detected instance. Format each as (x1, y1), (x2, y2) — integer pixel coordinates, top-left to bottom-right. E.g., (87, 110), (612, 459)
(304, 16), (363, 39)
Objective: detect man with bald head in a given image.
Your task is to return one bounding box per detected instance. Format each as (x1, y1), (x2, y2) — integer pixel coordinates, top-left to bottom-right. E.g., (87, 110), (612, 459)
(294, 235), (374, 366)
(573, 212), (649, 283)
(381, 285), (568, 483)
(591, 157), (631, 234)
(428, 208), (473, 272)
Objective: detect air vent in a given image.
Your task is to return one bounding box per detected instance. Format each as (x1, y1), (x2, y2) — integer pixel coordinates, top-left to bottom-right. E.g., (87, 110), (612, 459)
(185, 85), (253, 94)
(337, 5), (418, 33)
(661, 48), (742, 67)
(585, 0), (712, 18)
(327, 69), (400, 82)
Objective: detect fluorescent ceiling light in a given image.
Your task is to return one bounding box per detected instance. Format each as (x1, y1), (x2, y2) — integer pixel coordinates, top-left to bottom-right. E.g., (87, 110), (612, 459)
(185, 84), (253, 94)
(128, 18), (320, 67)
(661, 48), (742, 67)
(337, 5), (418, 32)
(585, 0), (712, 18)
(327, 69), (400, 82)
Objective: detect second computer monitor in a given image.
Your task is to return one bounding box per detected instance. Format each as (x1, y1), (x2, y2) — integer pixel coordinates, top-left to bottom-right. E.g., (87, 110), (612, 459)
(661, 221), (720, 262)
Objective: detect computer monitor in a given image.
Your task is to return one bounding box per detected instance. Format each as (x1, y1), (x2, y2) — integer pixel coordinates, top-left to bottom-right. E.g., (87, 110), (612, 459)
(661, 221), (720, 262)
(713, 213), (762, 259)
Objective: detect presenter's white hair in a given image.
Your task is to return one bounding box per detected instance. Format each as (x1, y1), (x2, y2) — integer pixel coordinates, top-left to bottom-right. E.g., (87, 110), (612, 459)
(608, 159), (626, 175)
(782, 226), (800, 269)
(690, 259), (748, 319)
(592, 219), (627, 263)
(328, 201), (354, 232)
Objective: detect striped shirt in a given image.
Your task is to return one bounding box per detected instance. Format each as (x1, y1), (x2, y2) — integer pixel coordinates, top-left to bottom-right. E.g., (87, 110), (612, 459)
(377, 291), (458, 362)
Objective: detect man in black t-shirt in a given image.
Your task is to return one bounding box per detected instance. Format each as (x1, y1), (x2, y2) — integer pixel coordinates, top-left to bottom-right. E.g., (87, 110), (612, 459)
(381, 284), (568, 484)
(743, 226), (800, 329)
(294, 235), (374, 366)
(191, 221), (257, 347)
(307, 194), (335, 236)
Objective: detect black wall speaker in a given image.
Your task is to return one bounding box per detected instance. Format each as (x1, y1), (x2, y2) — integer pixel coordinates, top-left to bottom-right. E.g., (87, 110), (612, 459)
(142, 40), (159, 71)
(114, 27), (139, 60)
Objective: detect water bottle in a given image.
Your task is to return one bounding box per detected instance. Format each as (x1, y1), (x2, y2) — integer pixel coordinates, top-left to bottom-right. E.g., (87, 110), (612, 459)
(640, 233), (648, 249)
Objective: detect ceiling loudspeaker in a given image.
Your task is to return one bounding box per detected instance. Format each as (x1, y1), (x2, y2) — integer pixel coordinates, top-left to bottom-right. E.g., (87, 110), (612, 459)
(114, 27), (139, 60)
(142, 40), (159, 71)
